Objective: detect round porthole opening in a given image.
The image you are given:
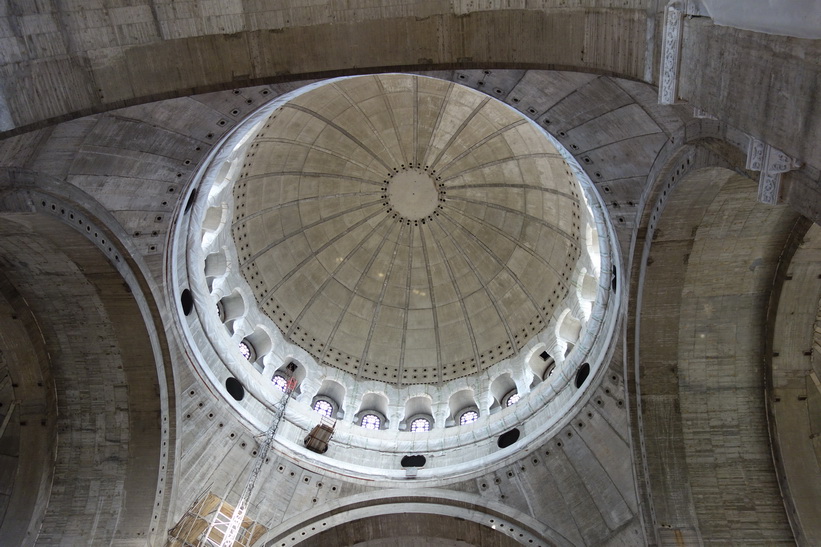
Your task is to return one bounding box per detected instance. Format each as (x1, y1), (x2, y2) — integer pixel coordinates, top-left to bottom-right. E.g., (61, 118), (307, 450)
(401, 454), (427, 467)
(180, 289), (194, 316)
(226, 377), (245, 401)
(575, 363), (591, 389)
(498, 428), (520, 448)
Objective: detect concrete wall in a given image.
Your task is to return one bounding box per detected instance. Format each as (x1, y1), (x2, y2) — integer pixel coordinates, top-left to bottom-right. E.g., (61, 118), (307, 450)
(0, 210), (170, 545)
(0, 2), (653, 135)
(0, 3), (818, 542)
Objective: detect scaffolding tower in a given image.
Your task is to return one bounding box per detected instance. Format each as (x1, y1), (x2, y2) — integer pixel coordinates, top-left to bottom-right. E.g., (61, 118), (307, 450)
(166, 493), (267, 547)
(167, 377), (297, 547)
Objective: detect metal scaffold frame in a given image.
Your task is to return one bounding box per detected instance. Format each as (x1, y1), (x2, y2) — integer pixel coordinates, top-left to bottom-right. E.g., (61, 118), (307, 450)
(210, 377), (297, 546)
(166, 377), (296, 547)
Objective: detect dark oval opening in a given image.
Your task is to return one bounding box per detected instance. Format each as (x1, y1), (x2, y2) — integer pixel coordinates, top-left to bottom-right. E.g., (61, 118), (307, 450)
(497, 428), (520, 449)
(575, 363), (591, 389)
(180, 289), (194, 316)
(401, 454), (426, 468)
(184, 188), (198, 214)
(611, 265), (617, 291)
(226, 377), (245, 401)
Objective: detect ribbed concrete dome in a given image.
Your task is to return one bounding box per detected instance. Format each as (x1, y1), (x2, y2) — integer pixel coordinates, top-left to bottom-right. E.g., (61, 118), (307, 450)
(233, 74), (582, 385)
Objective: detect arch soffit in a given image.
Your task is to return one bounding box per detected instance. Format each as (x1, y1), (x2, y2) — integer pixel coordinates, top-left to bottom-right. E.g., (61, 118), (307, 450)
(0, 170), (174, 543)
(1, 8), (651, 137)
(259, 488), (575, 547)
(624, 133), (775, 540)
(630, 157), (801, 543)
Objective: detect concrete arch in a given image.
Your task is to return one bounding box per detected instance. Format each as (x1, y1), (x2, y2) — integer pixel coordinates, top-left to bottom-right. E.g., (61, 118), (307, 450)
(259, 488), (575, 547)
(312, 379), (347, 420)
(527, 345), (557, 385)
(0, 177), (174, 545)
(218, 289), (246, 322)
(200, 202), (230, 250)
(489, 372), (517, 412)
(446, 388), (479, 427)
(401, 395), (435, 431)
(765, 219), (821, 544)
(557, 311), (582, 345)
(354, 392), (390, 429)
(204, 248), (228, 279)
(0, 7), (650, 136)
(632, 159), (800, 544)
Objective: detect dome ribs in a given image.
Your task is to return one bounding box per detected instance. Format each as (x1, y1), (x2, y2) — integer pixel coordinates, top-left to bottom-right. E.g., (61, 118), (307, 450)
(417, 225), (444, 380)
(432, 213), (520, 355)
(251, 137), (389, 180)
(309, 214), (397, 371)
(439, 153), (562, 184)
(281, 103), (393, 172)
(373, 75), (409, 168)
(238, 170), (383, 189)
(232, 188), (381, 228)
(441, 204), (559, 324)
(331, 80), (403, 169)
(426, 97), (491, 173)
(239, 199), (383, 268)
(285, 212), (393, 342)
(397, 223), (414, 387)
(447, 181), (578, 204)
(358, 221), (406, 383)
(446, 196), (577, 250)
(419, 82), (454, 170)
(425, 221), (481, 378)
(257, 205), (385, 305)
(412, 75), (419, 167)
(434, 119), (527, 180)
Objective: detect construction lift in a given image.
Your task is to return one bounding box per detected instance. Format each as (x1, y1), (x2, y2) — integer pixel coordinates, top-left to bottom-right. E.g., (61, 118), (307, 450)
(167, 375), (297, 547)
(303, 414), (336, 454)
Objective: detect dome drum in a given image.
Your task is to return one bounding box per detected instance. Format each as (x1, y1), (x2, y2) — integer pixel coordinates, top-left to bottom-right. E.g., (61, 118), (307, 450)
(171, 73), (621, 479)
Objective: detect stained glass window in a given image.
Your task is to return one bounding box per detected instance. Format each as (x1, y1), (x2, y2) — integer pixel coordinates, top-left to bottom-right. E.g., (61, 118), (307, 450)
(459, 410), (479, 425)
(313, 399), (333, 418)
(361, 414), (381, 430)
(238, 341), (253, 360)
(410, 417), (430, 432)
(272, 374), (288, 392)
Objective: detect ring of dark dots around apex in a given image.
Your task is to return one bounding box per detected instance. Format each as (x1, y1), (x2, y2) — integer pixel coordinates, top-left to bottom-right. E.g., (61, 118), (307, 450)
(381, 164), (446, 226)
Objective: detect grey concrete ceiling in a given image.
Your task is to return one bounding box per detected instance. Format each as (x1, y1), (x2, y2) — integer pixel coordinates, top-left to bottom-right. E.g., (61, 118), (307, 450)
(298, 513), (522, 546)
(0, 211), (165, 544)
(0, 3), (819, 541)
(0, 65), (815, 546)
(235, 74), (580, 384)
(0, 7), (821, 545)
(636, 166), (798, 544)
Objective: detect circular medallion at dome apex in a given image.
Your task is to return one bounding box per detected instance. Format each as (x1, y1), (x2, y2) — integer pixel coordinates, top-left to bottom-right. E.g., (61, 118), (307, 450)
(233, 74), (583, 385)
(386, 167), (442, 221)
